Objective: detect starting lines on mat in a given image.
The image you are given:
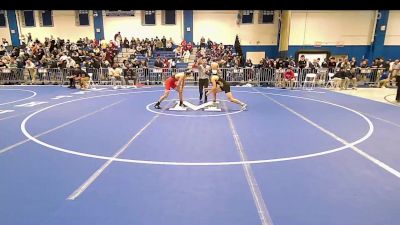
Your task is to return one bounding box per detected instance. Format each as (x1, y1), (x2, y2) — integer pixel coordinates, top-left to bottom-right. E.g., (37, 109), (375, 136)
(169, 101), (222, 112)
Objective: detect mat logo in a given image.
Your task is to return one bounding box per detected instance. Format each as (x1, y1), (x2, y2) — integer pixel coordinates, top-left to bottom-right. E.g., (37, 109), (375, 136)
(15, 101), (48, 107)
(169, 101), (221, 111)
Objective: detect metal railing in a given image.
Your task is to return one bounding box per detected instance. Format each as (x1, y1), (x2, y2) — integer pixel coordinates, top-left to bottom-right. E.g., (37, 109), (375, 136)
(1, 67), (398, 87)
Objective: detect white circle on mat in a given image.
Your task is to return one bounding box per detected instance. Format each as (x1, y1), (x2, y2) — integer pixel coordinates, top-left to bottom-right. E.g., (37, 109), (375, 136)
(20, 88), (374, 166)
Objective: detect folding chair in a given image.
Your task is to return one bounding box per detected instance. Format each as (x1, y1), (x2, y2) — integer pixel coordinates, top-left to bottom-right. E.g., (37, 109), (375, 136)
(302, 73), (317, 90)
(293, 73), (300, 88)
(325, 73), (335, 88)
(87, 73), (97, 89)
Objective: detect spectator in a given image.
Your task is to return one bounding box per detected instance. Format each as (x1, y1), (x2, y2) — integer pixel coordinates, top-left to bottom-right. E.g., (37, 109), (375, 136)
(8, 57), (17, 69)
(154, 56), (164, 84)
(378, 70), (390, 88)
(161, 57), (168, 70)
(186, 41), (193, 53)
(283, 67), (296, 89)
(328, 57), (337, 70)
(245, 59), (253, 68)
(27, 33), (32, 42)
(105, 44), (116, 65)
(108, 63), (124, 89)
(2, 38), (9, 47)
(312, 59), (321, 68)
(156, 39), (163, 51)
(161, 36), (167, 49)
(200, 36), (206, 50)
(168, 37), (174, 46)
(66, 65), (79, 89)
(123, 64), (137, 87)
(341, 58), (351, 71)
(66, 57), (76, 68)
(181, 39), (187, 49)
(395, 63), (400, 102)
(75, 65), (90, 89)
(25, 59), (36, 84)
(166, 41), (173, 51)
(123, 38), (129, 48)
(154, 56), (163, 68)
(360, 59), (369, 68)
(0, 45), (6, 56)
(344, 68), (357, 90)
(332, 68), (346, 89)
(170, 58), (176, 70)
(382, 59), (391, 71)
(298, 55), (306, 69)
(350, 57), (357, 68)
(0, 58), (6, 68)
(390, 60), (400, 87)
(371, 58), (380, 68)
(336, 58), (343, 70)
(207, 38), (212, 49)
(147, 45), (153, 58)
(173, 45), (182, 59)
(183, 50), (190, 63)
(114, 32), (122, 43)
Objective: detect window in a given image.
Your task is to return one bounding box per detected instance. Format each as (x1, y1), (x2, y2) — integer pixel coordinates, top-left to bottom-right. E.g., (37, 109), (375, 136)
(23, 10), (35, 27)
(259, 10), (274, 24)
(241, 10), (254, 24)
(76, 10), (90, 26)
(143, 10), (156, 25)
(40, 10), (53, 26)
(0, 11), (6, 27)
(163, 10), (175, 25)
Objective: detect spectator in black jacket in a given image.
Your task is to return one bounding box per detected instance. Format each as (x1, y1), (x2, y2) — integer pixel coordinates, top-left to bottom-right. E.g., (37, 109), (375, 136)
(350, 57), (357, 68)
(153, 56), (163, 84)
(154, 56), (163, 68)
(298, 55), (306, 69)
(321, 58), (328, 68)
(161, 36), (167, 50)
(344, 68), (357, 90)
(332, 68), (346, 89)
(123, 64), (137, 87)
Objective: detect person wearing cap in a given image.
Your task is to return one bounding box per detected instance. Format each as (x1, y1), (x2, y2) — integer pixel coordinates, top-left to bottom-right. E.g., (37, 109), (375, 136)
(154, 69), (192, 109)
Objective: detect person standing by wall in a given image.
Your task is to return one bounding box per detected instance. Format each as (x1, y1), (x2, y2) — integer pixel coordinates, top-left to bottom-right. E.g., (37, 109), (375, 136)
(393, 60), (400, 102)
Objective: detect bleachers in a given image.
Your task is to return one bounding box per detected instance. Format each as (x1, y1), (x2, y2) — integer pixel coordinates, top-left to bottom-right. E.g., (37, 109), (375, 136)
(118, 48), (189, 69)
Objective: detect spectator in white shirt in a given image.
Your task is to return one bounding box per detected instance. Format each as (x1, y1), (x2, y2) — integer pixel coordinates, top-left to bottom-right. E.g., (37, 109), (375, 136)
(66, 57), (76, 69)
(173, 46), (182, 59)
(166, 41), (173, 50)
(183, 50), (190, 63)
(25, 59), (37, 84)
(108, 63), (124, 89)
(59, 52), (68, 62)
(2, 38), (9, 47)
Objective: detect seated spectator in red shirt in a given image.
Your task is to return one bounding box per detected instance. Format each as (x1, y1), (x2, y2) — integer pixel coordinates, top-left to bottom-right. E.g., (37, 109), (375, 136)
(181, 39), (187, 49)
(283, 67), (296, 89)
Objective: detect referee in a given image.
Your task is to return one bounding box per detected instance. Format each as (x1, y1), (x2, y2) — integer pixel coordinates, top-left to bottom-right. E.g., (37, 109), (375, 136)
(198, 58), (210, 102)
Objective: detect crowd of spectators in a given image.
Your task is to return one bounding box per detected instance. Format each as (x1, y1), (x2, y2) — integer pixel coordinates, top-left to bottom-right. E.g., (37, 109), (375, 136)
(1, 35), (400, 94)
(0, 35), (120, 72)
(116, 32), (175, 59)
